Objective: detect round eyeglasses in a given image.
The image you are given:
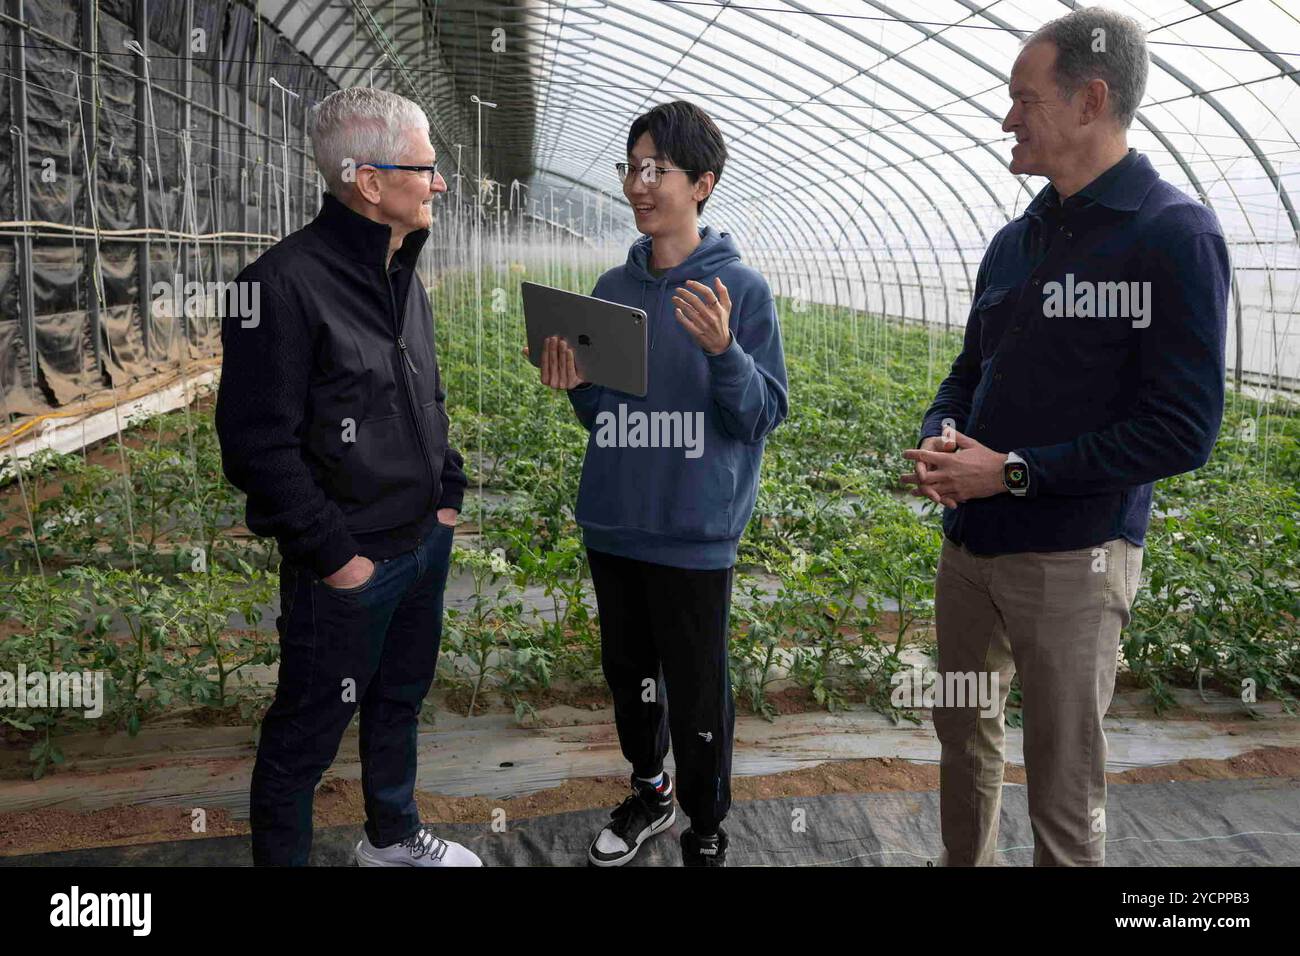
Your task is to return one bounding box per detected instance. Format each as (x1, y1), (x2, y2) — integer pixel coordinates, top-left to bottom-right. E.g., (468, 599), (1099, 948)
(615, 160), (696, 189)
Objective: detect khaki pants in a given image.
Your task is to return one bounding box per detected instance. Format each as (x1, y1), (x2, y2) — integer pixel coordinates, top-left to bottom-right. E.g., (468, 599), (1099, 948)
(932, 536), (1143, 866)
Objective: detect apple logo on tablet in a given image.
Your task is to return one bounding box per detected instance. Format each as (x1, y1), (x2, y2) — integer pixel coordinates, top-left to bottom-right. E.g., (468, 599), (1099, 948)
(578, 334), (591, 346)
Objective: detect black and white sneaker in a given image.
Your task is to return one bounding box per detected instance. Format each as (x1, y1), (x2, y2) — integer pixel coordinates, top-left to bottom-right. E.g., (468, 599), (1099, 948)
(587, 773), (676, 867)
(680, 827), (728, 867)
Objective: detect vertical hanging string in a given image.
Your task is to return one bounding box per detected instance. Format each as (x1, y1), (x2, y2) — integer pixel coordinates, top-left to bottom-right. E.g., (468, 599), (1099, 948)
(1, 390), (46, 583)
(68, 61), (142, 590)
(495, 182), (503, 427)
(177, 129), (217, 567)
(453, 143), (465, 404)
(63, 118), (92, 439)
(124, 40), (178, 280)
(476, 146), (483, 550)
(68, 70), (109, 362)
(1260, 165), (1292, 483)
(471, 97), (498, 549)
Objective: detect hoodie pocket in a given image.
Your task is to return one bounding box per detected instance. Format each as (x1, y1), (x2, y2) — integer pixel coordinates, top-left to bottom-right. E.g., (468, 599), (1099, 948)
(661, 453), (736, 540)
(578, 435), (737, 541)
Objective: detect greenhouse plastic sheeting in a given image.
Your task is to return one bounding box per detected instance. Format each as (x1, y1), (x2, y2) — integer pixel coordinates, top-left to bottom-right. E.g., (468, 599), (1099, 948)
(3, 778), (1297, 867)
(5, 0), (1300, 415)
(1, 0), (334, 413)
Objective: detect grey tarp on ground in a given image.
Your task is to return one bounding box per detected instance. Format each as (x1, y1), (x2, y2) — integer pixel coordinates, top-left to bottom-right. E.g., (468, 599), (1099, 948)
(3, 778), (1297, 866)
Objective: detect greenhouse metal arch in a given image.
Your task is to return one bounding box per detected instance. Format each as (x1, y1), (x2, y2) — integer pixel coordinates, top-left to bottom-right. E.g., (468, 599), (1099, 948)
(0, 0), (1295, 414)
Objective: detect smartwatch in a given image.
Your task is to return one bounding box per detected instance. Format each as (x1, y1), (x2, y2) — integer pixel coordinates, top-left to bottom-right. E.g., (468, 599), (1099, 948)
(1003, 451), (1029, 496)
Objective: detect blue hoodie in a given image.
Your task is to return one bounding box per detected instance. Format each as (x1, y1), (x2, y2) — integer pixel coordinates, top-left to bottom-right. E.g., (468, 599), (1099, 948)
(567, 225), (789, 569)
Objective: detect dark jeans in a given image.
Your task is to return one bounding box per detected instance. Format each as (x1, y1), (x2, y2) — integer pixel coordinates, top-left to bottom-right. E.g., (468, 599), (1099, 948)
(250, 519), (455, 866)
(586, 547), (735, 834)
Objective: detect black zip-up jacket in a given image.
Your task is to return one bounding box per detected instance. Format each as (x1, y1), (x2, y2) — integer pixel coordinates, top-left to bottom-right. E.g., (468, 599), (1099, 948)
(215, 193), (466, 578)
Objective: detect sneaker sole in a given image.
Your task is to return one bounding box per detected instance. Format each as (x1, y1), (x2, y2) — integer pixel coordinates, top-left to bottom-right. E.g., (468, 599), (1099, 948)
(587, 807), (676, 867)
(356, 840), (417, 867)
(354, 840), (483, 867)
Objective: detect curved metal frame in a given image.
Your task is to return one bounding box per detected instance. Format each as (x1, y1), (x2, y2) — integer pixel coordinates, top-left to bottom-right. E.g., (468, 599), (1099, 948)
(168, 0), (1300, 370)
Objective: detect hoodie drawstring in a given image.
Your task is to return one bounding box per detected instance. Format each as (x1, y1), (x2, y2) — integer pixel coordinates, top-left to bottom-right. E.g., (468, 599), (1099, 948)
(629, 227), (737, 356)
(642, 279), (662, 353)
(653, 279), (664, 352)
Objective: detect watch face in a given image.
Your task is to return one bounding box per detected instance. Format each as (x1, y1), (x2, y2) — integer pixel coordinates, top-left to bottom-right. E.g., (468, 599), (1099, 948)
(1004, 461), (1029, 490)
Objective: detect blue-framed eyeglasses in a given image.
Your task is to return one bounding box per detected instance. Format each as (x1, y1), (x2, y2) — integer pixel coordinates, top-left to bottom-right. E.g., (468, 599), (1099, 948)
(361, 162), (439, 182)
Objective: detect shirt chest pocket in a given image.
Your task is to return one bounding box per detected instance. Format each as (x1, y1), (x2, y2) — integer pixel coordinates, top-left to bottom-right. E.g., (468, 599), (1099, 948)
(975, 285), (1018, 359)
(1041, 277), (1143, 368)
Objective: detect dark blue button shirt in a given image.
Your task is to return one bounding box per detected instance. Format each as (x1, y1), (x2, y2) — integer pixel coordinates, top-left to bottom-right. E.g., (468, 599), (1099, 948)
(920, 150), (1230, 555)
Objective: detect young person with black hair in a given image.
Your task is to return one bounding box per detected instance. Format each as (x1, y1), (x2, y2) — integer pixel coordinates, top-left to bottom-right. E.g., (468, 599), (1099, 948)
(535, 101), (788, 866)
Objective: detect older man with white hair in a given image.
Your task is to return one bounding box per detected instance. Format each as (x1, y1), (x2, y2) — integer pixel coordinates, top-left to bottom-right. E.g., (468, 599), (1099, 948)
(216, 87), (478, 866)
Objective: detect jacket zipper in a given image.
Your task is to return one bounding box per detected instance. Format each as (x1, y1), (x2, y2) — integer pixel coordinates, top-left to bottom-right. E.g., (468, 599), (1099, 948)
(387, 266), (438, 514)
(397, 336), (420, 375)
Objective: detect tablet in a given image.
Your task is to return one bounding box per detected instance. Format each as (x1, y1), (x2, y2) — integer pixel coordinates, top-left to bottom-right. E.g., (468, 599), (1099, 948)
(522, 281), (648, 397)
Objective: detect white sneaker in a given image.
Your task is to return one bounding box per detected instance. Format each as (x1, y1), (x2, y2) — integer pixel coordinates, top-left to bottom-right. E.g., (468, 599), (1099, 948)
(355, 825), (483, 867)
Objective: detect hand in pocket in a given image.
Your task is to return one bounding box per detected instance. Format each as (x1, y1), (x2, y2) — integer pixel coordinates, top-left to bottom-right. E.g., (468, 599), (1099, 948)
(323, 554), (375, 590)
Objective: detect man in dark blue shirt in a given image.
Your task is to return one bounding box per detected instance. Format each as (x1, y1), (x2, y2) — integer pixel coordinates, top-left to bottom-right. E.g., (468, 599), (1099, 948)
(902, 8), (1229, 866)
